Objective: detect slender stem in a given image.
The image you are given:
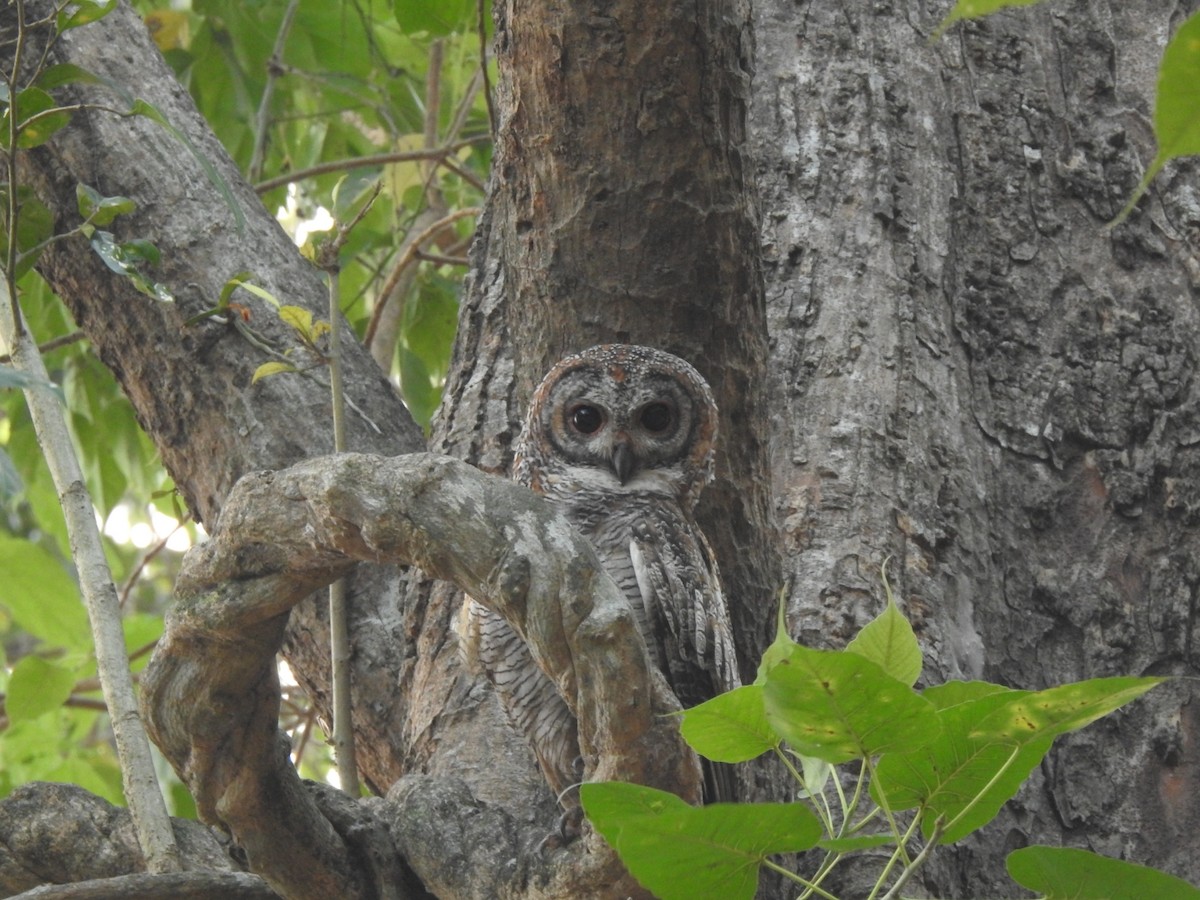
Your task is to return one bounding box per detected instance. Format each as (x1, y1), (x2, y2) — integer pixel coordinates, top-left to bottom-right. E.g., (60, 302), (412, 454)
(863, 757), (915, 900)
(775, 746), (836, 835)
(865, 756), (911, 864)
(414, 250), (469, 268)
(940, 742), (1023, 837)
(319, 191), (377, 797)
(0, 284), (182, 874)
(425, 40), (443, 154)
(880, 819), (946, 900)
(3, 0), (26, 335)
(326, 257), (358, 796)
(476, 0), (496, 134)
(363, 206), (480, 348)
(248, 0), (300, 182)
(0, 328), (84, 364)
(762, 859), (840, 900)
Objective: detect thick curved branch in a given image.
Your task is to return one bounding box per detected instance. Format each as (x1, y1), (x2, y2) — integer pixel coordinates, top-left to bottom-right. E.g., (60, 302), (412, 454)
(142, 452), (694, 898)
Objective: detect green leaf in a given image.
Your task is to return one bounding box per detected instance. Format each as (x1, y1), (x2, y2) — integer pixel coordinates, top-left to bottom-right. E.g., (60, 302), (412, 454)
(228, 277), (283, 309)
(393, 0), (475, 36)
(279, 305), (323, 344)
(86, 231), (174, 302)
(76, 183), (137, 226)
(581, 782), (822, 900)
(397, 345), (440, 428)
(252, 361), (298, 383)
(1007, 846), (1200, 899)
(1152, 11), (1200, 160)
(873, 681), (1049, 843)
(58, 0), (118, 31)
(6, 656), (77, 722)
(973, 676), (1167, 745)
(87, 230), (137, 275)
(680, 684), (779, 763)
(1, 87), (73, 149)
(10, 195), (55, 278)
(818, 834), (896, 853)
(218, 271), (258, 308)
(845, 568), (922, 687)
(0, 365), (65, 401)
(932, 0), (1047, 40)
(0, 535), (89, 650)
(1, 186), (56, 278)
(1112, 11), (1200, 223)
(34, 63), (104, 92)
(0, 447), (21, 499)
(754, 595), (800, 685)
(763, 645), (940, 763)
(123, 613), (164, 673)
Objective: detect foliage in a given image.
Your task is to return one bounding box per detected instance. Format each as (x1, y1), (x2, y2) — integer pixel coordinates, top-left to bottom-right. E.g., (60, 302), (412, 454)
(582, 572), (1182, 900)
(142, 0), (489, 426)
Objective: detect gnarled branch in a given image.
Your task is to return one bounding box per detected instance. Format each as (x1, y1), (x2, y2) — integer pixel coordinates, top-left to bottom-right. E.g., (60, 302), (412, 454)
(141, 452), (696, 898)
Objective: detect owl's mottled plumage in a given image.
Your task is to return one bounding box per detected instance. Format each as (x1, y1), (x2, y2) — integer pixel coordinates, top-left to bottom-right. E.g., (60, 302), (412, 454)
(458, 344), (739, 810)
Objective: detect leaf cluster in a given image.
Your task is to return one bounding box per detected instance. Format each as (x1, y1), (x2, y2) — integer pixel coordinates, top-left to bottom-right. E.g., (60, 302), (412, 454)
(582, 571), (1186, 900)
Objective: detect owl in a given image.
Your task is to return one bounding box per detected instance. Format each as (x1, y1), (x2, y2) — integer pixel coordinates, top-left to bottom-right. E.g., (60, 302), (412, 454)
(458, 344), (739, 816)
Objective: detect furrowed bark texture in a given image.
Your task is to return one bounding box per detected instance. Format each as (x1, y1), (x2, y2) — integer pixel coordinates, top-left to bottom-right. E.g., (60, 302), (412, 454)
(754, 0), (1199, 894)
(415, 0), (784, 826)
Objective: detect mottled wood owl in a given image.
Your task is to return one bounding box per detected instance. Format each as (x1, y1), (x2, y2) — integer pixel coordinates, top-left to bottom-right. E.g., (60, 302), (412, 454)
(458, 344), (739, 815)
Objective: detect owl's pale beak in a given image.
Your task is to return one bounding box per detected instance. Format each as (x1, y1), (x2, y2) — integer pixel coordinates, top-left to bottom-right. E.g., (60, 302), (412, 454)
(611, 438), (635, 484)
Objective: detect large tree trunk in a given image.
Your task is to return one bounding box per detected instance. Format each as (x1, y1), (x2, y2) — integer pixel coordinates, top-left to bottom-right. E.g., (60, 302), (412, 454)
(755, 0), (1200, 894)
(3, 0), (1198, 896)
(2, 0), (778, 897)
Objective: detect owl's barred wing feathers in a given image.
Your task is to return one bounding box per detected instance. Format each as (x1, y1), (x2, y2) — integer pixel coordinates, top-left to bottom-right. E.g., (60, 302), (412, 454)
(628, 515), (740, 804)
(629, 516), (738, 711)
(456, 599), (582, 800)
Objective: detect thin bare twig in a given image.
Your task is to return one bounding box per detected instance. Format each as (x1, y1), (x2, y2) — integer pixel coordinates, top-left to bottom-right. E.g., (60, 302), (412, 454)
(248, 0), (301, 182)
(437, 153), (486, 192)
(362, 206), (480, 348)
(252, 139), (487, 194)
(315, 185), (381, 799)
(0, 328), (85, 363)
(415, 250), (469, 267)
(476, 0), (496, 135)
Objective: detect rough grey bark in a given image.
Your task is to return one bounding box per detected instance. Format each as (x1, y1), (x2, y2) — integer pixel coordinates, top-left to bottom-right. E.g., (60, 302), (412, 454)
(753, 0), (1199, 894)
(406, 0), (784, 823)
(0, 783), (261, 897)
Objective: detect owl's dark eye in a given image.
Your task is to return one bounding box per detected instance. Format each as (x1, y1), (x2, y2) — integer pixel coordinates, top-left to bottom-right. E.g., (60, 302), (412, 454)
(568, 404), (605, 435)
(639, 402), (674, 433)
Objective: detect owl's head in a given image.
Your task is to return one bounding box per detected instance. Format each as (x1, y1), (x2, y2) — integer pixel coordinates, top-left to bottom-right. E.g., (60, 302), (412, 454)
(515, 344), (718, 507)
